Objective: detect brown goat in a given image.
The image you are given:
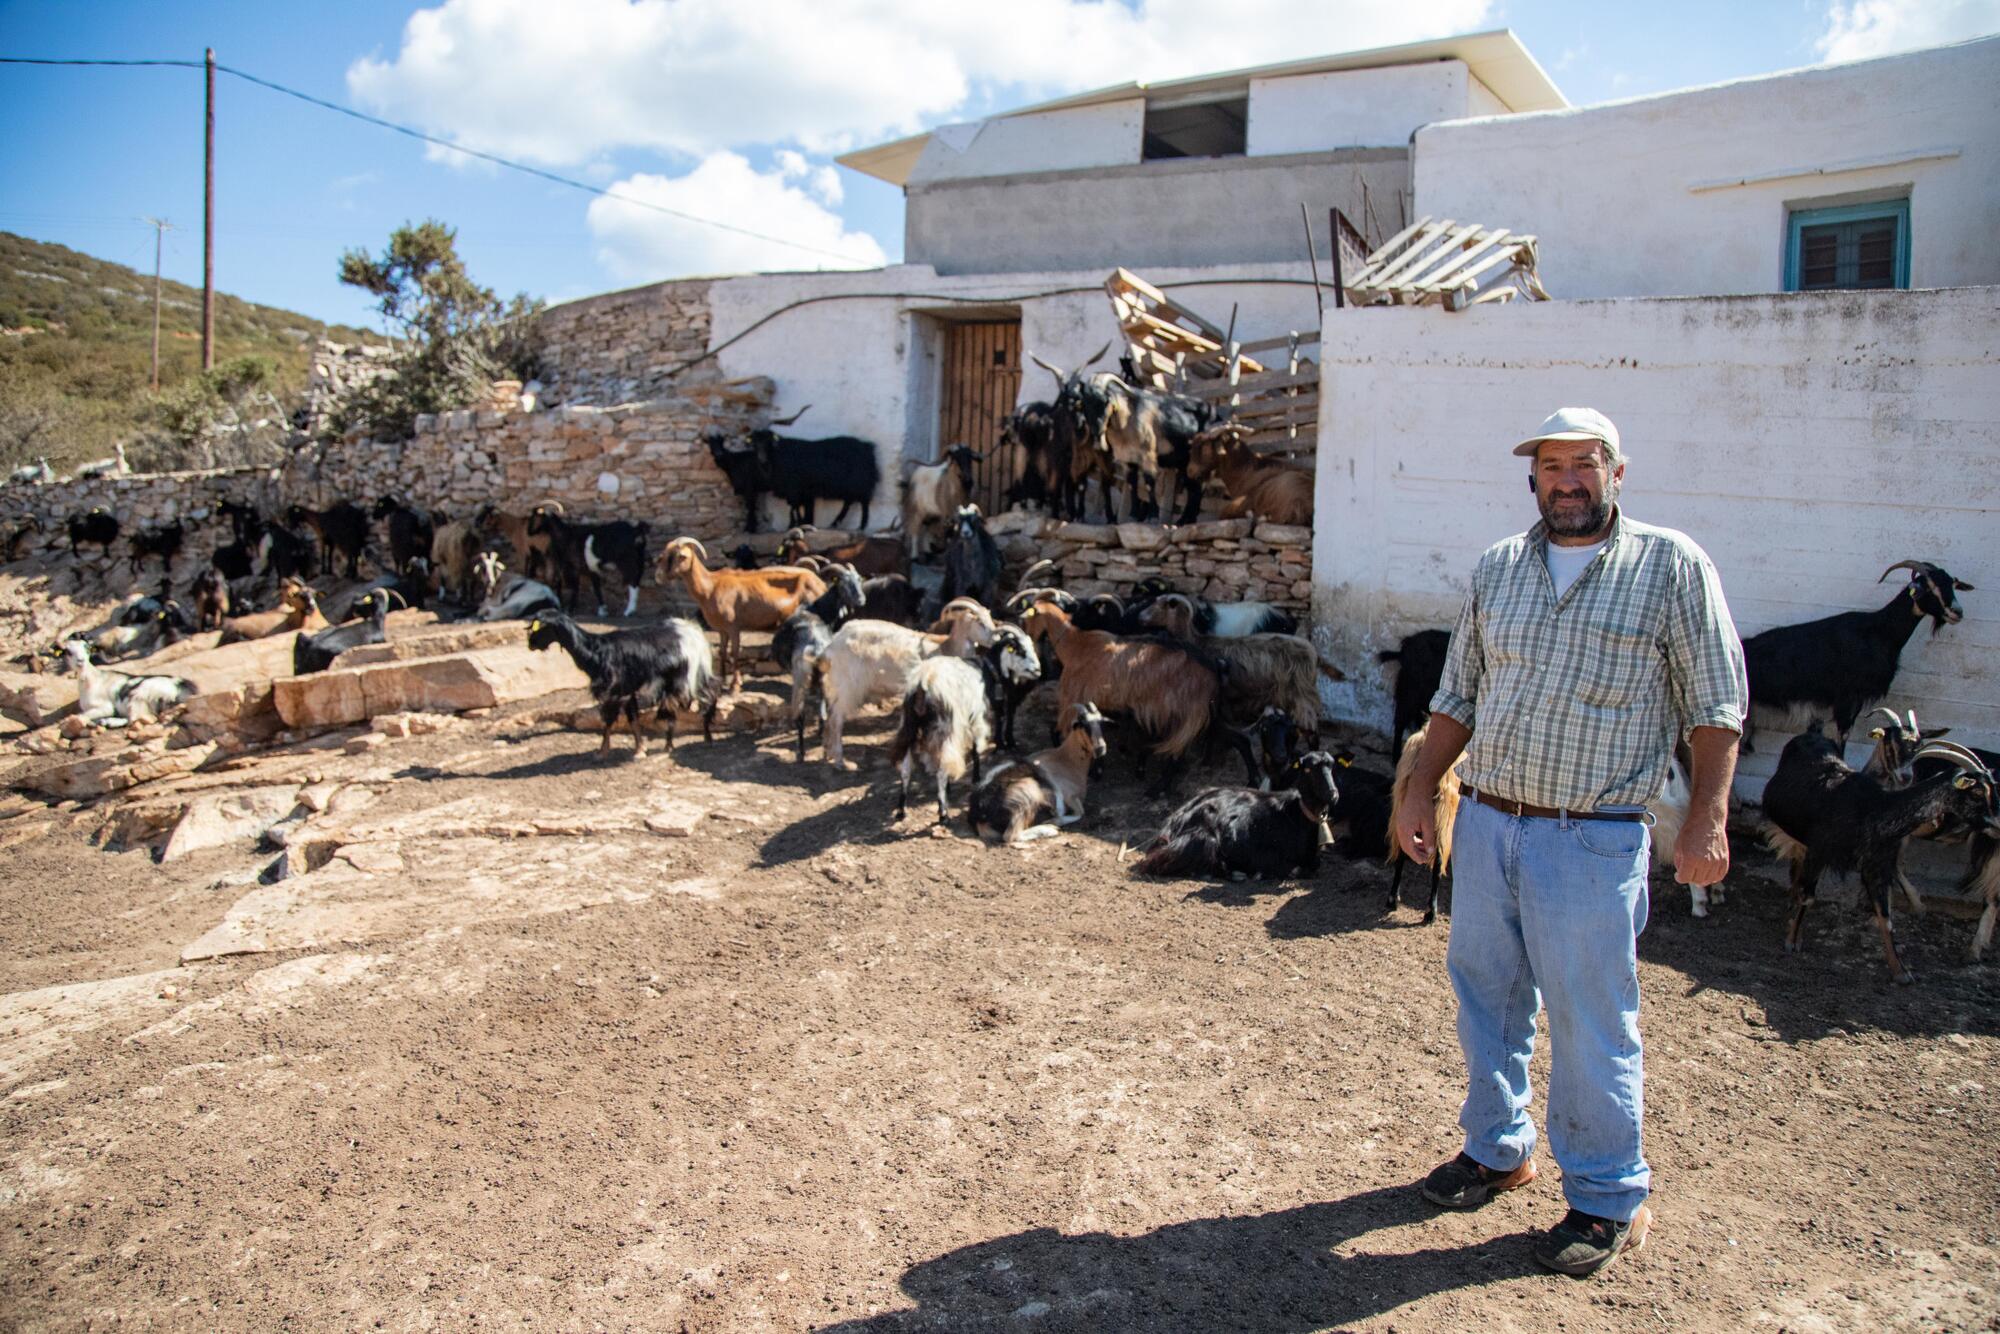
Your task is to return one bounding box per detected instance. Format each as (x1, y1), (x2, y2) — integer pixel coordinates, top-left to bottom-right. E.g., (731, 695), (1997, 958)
(656, 537), (826, 690)
(1138, 593), (1343, 781)
(430, 516), (485, 605)
(778, 525), (908, 578)
(1019, 601), (1221, 794)
(1188, 425), (1313, 527)
(218, 578), (326, 644)
(475, 504), (547, 582)
(1385, 722), (1465, 922)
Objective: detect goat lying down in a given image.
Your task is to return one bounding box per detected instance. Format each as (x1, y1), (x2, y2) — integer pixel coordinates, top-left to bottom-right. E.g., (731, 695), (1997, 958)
(57, 639), (192, 727)
(967, 703), (1109, 845)
(1132, 752), (1342, 881)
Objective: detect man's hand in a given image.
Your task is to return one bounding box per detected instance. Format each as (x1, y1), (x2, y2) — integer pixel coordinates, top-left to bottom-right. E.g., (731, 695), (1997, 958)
(1676, 725), (1740, 888)
(1394, 714), (1472, 866)
(1396, 794), (1437, 866)
(1673, 808), (1730, 886)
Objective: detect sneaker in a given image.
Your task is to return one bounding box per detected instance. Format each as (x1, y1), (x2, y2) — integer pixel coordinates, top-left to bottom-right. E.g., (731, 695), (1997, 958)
(1531, 1206), (1653, 1277)
(1419, 1151), (1538, 1209)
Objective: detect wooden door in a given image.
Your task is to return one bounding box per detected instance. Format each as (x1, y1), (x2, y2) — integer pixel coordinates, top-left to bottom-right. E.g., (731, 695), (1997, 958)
(936, 320), (1022, 514)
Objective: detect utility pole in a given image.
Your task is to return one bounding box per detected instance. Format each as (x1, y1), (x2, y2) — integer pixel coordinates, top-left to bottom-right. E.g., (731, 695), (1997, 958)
(202, 47), (216, 372)
(141, 217), (177, 391)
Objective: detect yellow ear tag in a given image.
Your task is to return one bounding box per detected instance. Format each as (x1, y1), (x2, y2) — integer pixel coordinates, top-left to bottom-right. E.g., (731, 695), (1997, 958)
(1869, 728), (1885, 739)
(1954, 774), (1976, 790)
(528, 620), (540, 632)
(1337, 757), (1351, 767)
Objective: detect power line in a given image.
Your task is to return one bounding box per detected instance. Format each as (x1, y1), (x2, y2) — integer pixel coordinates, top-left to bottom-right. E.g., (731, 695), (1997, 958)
(0, 55), (868, 263)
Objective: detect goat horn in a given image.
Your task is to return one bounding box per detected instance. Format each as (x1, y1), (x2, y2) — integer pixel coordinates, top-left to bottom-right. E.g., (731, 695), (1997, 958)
(539, 500), (567, 516)
(1877, 559), (1928, 582)
(1017, 558), (1059, 589)
(1027, 352), (1069, 387)
(1081, 340), (1112, 368)
(770, 404), (812, 427)
(1912, 741), (1993, 778)
(1865, 706), (1907, 730)
(382, 589), (409, 610)
(1905, 709), (1918, 731)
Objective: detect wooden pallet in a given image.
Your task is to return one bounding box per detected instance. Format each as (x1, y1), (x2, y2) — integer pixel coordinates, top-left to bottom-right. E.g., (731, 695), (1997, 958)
(1105, 268), (1318, 457)
(1342, 216), (1550, 309)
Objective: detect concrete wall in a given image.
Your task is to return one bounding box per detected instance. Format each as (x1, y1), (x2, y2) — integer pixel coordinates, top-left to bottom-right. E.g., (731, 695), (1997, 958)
(706, 261), (1326, 529)
(1310, 286), (2000, 795)
(1248, 62), (1470, 154)
(905, 149), (1410, 275)
(909, 101), (1144, 184)
(1414, 37), (2000, 298)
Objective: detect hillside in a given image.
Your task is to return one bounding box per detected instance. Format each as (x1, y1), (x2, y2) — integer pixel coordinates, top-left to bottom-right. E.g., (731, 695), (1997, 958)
(0, 231), (377, 474)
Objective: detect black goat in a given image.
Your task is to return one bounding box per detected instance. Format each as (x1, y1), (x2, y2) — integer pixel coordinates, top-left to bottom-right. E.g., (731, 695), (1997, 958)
(526, 503), (649, 618)
(256, 523), (315, 581)
(526, 612), (717, 759)
(286, 502), (369, 579)
(933, 505), (1002, 613)
(1132, 752), (1340, 881)
(212, 500), (264, 580)
(859, 573), (926, 628)
(1762, 724), (1998, 983)
(1742, 559), (1972, 748)
(772, 567), (867, 760)
(1325, 751), (1394, 859)
(66, 508), (120, 557)
(977, 623), (1043, 751)
(1000, 401), (1080, 519)
(1378, 629), (1452, 758)
(127, 521), (183, 574)
(372, 495), (435, 578)
(705, 411), (883, 532)
(729, 543), (761, 570)
(292, 590), (402, 676)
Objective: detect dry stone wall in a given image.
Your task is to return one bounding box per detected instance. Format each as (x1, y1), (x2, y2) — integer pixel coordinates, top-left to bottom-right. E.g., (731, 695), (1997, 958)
(986, 510), (1312, 614)
(535, 280), (713, 407)
(0, 467), (277, 568)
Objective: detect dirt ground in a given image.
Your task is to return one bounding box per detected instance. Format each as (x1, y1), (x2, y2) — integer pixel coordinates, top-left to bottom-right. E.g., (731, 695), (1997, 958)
(2, 676), (1998, 1332)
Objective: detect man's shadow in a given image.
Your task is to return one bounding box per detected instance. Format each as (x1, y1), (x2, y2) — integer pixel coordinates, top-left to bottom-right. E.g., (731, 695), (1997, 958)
(816, 1186), (1543, 1332)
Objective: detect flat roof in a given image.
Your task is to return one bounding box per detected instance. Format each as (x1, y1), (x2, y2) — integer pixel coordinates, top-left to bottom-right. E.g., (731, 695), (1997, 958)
(836, 28), (1567, 186)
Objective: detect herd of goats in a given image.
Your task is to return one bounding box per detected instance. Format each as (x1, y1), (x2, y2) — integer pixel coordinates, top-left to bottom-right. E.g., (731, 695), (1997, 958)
(5, 379), (1995, 986)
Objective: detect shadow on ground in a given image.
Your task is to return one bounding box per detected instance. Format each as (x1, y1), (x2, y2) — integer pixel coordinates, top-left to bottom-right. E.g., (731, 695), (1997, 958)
(816, 1185), (1547, 1333)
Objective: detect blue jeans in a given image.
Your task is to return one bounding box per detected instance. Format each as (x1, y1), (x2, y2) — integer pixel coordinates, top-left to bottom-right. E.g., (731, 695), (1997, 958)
(1446, 796), (1652, 1222)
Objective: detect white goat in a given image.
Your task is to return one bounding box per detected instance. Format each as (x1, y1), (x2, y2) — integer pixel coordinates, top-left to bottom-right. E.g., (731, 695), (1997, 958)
(471, 553), (562, 622)
(900, 445), (978, 557)
(803, 613), (990, 769)
(890, 655), (993, 822)
(60, 639), (192, 727)
(7, 457), (53, 486)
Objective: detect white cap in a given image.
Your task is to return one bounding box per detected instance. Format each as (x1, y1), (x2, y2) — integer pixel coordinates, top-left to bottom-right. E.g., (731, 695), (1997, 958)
(1513, 407), (1622, 462)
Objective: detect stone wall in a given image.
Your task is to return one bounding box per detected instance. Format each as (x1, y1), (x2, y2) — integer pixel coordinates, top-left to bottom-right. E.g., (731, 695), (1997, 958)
(277, 377), (770, 540)
(0, 467), (278, 567)
(535, 279), (713, 407)
(300, 342), (398, 436)
(986, 510), (1312, 614)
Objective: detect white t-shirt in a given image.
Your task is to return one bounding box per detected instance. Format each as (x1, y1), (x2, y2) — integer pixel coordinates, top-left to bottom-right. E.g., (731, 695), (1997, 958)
(1545, 538), (1606, 601)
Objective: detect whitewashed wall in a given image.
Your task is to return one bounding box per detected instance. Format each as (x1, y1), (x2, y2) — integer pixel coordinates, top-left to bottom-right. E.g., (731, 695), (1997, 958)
(1249, 62), (1470, 154)
(909, 101), (1145, 184)
(1413, 37), (2000, 298)
(1310, 286), (2000, 797)
(707, 261), (1324, 529)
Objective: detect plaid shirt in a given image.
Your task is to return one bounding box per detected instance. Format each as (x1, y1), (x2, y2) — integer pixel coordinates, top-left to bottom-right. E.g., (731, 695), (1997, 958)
(1429, 509), (1746, 812)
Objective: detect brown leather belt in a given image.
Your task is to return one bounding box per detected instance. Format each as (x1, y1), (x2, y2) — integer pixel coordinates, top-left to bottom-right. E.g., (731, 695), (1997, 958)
(1469, 789), (1649, 822)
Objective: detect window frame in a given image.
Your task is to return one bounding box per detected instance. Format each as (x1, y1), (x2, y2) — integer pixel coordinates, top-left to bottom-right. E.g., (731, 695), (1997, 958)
(1784, 198), (1910, 292)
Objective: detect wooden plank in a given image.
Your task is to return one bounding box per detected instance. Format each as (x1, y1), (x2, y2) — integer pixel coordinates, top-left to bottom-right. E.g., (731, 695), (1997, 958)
(1407, 228), (1510, 292)
(1346, 215), (1437, 286)
(1369, 220), (1481, 290)
(1239, 331), (1320, 354)
(1183, 365), (1318, 398)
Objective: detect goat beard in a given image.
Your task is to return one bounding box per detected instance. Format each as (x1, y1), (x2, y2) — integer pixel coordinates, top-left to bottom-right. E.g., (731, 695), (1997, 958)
(1540, 478), (1618, 539)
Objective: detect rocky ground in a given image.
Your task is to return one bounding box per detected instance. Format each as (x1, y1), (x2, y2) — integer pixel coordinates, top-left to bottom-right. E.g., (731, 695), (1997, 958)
(1, 567), (1997, 1332)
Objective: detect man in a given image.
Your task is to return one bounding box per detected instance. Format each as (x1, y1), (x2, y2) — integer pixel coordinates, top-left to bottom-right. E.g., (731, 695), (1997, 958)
(1395, 407), (1746, 1277)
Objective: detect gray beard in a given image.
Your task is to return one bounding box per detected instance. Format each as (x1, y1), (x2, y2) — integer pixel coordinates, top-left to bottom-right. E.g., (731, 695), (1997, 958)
(1540, 483), (1617, 539)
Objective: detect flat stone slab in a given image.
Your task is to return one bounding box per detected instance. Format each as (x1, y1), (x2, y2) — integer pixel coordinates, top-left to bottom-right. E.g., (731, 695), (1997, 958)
(20, 741), (219, 800)
(180, 838), (658, 962)
(159, 785), (301, 862)
(272, 645), (587, 729)
(334, 621), (527, 667)
(0, 969), (188, 1089)
(0, 671), (78, 728)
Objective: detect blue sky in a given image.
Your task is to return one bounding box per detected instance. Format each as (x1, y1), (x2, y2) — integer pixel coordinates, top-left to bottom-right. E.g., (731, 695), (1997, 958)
(2, 0), (1993, 328)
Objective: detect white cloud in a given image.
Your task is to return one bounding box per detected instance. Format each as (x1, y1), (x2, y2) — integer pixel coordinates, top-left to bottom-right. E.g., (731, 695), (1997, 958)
(1815, 0), (2000, 61)
(348, 0), (1493, 167)
(586, 152), (889, 280)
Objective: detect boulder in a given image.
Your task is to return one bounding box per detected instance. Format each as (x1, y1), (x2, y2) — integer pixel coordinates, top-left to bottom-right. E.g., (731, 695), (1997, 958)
(272, 646), (587, 729)
(1115, 522), (1169, 552)
(333, 622), (526, 667)
(160, 785), (302, 862)
(0, 671), (77, 728)
(1051, 522), (1118, 546)
(1255, 521), (1312, 546)
(22, 742), (219, 800)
